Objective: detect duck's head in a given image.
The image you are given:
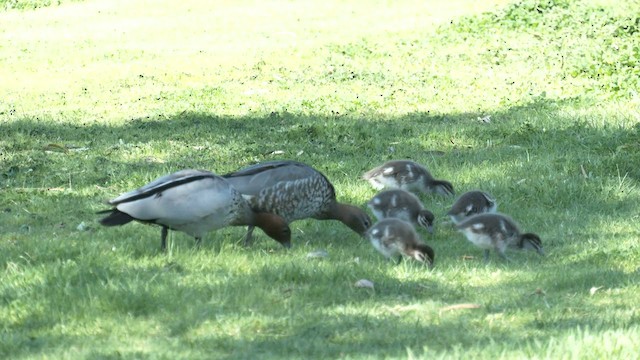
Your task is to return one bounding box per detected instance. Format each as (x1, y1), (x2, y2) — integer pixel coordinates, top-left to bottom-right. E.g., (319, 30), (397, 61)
(411, 243), (435, 269)
(417, 209), (435, 234)
(520, 233), (544, 255)
(255, 213), (292, 248)
(338, 204), (372, 236)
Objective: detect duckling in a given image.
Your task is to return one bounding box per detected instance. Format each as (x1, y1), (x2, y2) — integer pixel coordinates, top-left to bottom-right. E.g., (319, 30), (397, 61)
(362, 160), (454, 196)
(98, 169), (292, 251)
(367, 189), (435, 233)
(222, 160), (372, 245)
(366, 218), (435, 266)
(455, 213), (544, 262)
(447, 190), (497, 224)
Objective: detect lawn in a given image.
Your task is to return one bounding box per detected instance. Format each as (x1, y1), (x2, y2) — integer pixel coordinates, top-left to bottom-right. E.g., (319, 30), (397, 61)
(1, 0), (639, 358)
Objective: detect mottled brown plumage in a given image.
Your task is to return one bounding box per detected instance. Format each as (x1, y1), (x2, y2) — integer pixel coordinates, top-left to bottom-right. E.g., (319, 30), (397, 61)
(223, 160), (371, 245)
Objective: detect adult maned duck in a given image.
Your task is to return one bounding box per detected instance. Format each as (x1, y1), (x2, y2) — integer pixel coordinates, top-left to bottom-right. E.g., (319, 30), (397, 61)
(455, 213), (544, 262)
(362, 160), (454, 196)
(222, 160), (372, 245)
(98, 169), (292, 250)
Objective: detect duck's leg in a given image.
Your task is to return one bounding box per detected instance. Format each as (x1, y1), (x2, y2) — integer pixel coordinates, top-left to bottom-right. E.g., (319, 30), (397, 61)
(194, 237), (202, 248)
(483, 249), (491, 262)
(243, 225), (256, 246)
(161, 226), (168, 251)
(496, 249), (511, 262)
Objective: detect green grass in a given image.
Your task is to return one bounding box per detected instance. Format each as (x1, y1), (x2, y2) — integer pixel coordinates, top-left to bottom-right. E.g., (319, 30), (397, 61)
(1, 0), (640, 358)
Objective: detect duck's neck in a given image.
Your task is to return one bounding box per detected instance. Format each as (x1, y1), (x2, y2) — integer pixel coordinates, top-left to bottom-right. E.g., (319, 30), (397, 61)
(325, 202), (367, 236)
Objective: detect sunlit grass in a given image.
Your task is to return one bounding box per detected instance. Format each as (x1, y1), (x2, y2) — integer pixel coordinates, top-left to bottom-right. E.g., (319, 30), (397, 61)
(1, 0), (640, 358)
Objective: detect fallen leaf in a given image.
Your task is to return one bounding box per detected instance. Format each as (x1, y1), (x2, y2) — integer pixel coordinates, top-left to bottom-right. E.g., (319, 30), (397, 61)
(531, 288), (546, 296)
(440, 303), (481, 312)
(355, 279), (374, 289)
(590, 286), (603, 295)
(425, 150), (445, 156)
(306, 250), (329, 259)
(43, 143), (69, 153)
(477, 115), (491, 123)
(580, 164), (589, 179)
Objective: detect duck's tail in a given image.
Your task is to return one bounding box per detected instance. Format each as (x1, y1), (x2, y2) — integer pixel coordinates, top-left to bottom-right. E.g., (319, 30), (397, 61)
(97, 209), (135, 226)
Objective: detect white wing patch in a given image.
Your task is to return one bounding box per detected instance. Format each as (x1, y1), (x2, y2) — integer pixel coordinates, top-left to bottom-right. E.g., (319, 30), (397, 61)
(384, 225), (391, 238)
(499, 219), (508, 234)
(471, 223), (485, 230)
(382, 167), (395, 175)
(406, 164), (413, 178)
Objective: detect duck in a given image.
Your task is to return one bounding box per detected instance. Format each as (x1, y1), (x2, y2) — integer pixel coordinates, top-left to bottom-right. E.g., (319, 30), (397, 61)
(222, 160), (372, 245)
(367, 189), (435, 233)
(455, 213), (544, 261)
(362, 160), (454, 196)
(98, 169), (292, 251)
(366, 218), (435, 266)
(447, 190), (497, 224)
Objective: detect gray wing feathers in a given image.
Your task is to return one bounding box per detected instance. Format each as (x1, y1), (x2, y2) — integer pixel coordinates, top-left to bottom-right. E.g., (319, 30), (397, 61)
(110, 169), (215, 205)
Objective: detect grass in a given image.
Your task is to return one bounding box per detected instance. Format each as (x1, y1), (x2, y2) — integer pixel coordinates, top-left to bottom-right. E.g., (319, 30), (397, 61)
(1, 0), (640, 358)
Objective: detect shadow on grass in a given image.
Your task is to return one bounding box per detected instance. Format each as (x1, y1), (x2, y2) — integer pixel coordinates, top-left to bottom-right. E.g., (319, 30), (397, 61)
(1, 97), (639, 357)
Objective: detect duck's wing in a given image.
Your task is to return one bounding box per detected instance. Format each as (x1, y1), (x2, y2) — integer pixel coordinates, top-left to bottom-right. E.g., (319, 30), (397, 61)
(113, 172), (239, 226)
(222, 160), (326, 195)
(108, 169), (215, 205)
